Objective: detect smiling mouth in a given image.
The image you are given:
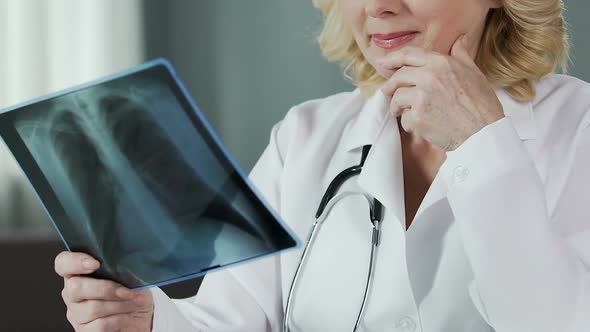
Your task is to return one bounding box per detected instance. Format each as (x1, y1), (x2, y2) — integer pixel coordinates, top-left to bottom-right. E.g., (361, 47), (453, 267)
(370, 31), (419, 50)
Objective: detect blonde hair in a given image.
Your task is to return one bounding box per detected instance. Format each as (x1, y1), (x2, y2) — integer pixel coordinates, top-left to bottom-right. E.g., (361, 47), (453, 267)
(312, 0), (570, 102)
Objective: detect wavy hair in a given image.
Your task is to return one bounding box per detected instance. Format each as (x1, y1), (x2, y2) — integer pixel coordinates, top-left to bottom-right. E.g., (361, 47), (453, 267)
(312, 0), (570, 102)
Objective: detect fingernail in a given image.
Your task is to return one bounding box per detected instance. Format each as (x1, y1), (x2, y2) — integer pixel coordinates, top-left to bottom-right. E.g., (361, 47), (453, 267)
(83, 259), (98, 270)
(116, 287), (135, 299)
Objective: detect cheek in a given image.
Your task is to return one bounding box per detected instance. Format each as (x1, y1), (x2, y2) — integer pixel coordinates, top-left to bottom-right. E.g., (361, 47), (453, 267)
(418, 4), (464, 50)
(341, 0), (368, 45)
(419, 1), (489, 53)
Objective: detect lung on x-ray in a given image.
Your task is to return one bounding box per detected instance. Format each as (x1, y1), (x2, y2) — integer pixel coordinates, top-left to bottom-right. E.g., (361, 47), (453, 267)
(0, 61), (298, 288)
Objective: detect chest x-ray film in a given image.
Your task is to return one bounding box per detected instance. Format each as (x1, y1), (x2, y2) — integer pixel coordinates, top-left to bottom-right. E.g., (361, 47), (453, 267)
(0, 59), (299, 289)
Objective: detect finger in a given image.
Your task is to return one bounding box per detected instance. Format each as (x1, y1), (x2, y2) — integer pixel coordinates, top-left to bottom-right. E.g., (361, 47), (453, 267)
(76, 313), (130, 332)
(68, 294), (151, 324)
(381, 67), (436, 101)
(389, 87), (416, 117)
(381, 65), (426, 97)
(400, 109), (418, 134)
(63, 277), (137, 303)
(68, 299), (139, 325)
(377, 46), (430, 70)
(55, 251), (100, 278)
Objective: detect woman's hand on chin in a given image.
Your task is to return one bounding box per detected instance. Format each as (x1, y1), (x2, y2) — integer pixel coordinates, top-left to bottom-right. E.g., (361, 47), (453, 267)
(378, 34), (505, 151)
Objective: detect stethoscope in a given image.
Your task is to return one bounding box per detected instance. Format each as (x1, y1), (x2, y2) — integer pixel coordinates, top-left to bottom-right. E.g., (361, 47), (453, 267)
(283, 145), (384, 332)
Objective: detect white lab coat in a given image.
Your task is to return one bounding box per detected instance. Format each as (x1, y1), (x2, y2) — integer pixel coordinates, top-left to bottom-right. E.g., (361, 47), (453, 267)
(150, 73), (590, 332)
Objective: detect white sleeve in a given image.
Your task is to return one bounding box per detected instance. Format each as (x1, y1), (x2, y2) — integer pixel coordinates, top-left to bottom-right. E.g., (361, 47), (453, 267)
(439, 116), (590, 332)
(150, 120), (288, 332)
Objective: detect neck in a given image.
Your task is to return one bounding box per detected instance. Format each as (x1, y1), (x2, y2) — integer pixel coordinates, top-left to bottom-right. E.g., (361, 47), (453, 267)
(397, 117), (447, 179)
(397, 117), (439, 152)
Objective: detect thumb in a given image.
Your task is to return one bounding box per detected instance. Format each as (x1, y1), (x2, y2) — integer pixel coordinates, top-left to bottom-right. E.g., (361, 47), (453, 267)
(450, 34), (475, 67)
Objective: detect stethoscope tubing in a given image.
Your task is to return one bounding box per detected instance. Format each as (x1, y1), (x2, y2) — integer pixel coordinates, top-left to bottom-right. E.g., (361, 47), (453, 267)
(283, 192), (382, 332)
(282, 145), (384, 332)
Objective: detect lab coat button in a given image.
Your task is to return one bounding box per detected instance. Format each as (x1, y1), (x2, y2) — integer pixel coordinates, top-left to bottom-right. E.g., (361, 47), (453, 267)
(395, 316), (416, 332)
(453, 165), (469, 183)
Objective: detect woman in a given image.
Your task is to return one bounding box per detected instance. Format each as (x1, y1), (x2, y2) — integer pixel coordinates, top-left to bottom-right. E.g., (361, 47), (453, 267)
(54, 0), (590, 331)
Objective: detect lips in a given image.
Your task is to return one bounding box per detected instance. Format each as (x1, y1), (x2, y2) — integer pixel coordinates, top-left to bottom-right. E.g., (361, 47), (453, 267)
(370, 31), (418, 50)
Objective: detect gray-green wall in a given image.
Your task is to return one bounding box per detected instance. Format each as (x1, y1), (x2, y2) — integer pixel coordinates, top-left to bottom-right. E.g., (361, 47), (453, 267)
(144, 0), (352, 171)
(565, 0), (590, 80)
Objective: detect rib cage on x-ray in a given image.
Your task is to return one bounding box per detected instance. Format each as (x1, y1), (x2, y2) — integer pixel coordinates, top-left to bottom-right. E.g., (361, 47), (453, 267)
(15, 86), (271, 285)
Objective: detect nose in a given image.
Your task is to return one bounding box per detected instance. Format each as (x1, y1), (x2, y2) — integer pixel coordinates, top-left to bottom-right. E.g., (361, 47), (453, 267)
(366, 0), (402, 18)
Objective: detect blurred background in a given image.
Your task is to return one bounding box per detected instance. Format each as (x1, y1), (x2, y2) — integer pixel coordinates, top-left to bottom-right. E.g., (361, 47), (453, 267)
(0, 0), (587, 330)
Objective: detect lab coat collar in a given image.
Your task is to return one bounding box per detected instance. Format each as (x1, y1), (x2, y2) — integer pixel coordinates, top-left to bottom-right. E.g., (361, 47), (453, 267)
(493, 86), (537, 140)
(342, 90), (390, 153)
(346, 86), (536, 228)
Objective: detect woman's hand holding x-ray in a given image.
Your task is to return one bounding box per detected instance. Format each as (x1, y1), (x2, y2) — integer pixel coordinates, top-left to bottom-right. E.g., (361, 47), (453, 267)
(55, 251), (154, 332)
(379, 34), (505, 151)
